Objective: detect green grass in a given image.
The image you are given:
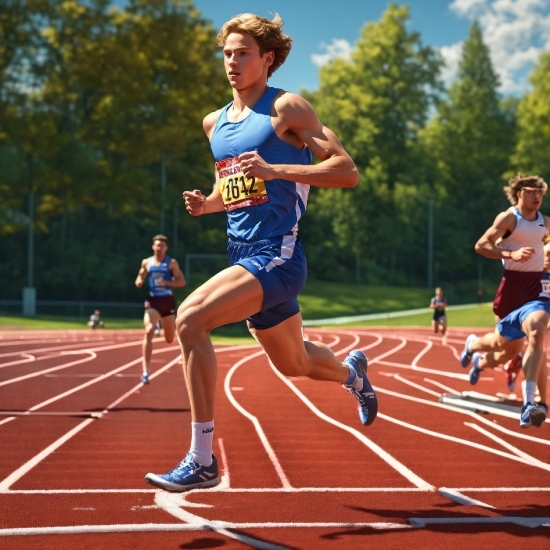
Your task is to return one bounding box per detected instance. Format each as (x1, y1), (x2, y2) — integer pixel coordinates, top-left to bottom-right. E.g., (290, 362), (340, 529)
(338, 303), (496, 328)
(298, 280), (433, 319)
(0, 281), (494, 337)
(0, 314), (143, 330)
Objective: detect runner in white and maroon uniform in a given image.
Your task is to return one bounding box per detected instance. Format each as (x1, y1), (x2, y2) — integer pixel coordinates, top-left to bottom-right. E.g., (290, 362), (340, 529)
(465, 174), (550, 390)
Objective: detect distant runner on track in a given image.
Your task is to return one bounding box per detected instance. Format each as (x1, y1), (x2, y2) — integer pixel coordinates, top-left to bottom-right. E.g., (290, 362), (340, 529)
(135, 234), (186, 385)
(144, 12), (378, 493)
(430, 287), (448, 345)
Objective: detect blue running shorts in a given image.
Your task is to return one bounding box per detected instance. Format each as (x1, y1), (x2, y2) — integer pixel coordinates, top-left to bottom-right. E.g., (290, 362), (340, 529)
(227, 235), (307, 330)
(498, 300), (550, 341)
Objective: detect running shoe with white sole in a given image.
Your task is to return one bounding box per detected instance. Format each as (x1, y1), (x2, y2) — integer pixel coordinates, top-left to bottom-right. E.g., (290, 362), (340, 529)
(141, 372), (149, 385)
(460, 334), (478, 368)
(469, 353), (482, 385)
(343, 350), (378, 426)
(520, 402), (548, 428)
(145, 453), (219, 492)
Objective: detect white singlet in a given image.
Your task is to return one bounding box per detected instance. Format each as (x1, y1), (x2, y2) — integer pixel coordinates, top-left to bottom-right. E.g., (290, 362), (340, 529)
(501, 207), (547, 272)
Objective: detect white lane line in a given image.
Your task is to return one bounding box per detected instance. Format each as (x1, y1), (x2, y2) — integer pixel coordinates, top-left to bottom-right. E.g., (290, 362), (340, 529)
(268, 361), (433, 491)
(392, 374), (441, 397)
(217, 438), (230, 490)
(0, 352), (97, 387)
(0, 341), (119, 359)
(0, 346), (258, 493)
(0, 418), (96, 491)
(0, 354), (181, 492)
(2, 515), (548, 537)
(378, 413), (550, 472)
(376, 359), (469, 380)
(438, 488), (495, 509)
(0, 521), (415, 537)
(423, 378), (461, 395)
(464, 422), (546, 464)
(377, 385), (550, 446)
(155, 492), (292, 550)
(224, 350), (292, 489)
(0, 355), (37, 369)
(5, 486), (549, 495)
(467, 417), (550, 446)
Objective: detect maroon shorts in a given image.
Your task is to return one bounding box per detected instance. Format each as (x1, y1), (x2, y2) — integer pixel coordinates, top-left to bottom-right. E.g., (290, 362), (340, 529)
(493, 270), (545, 319)
(144, 295), (177, 318)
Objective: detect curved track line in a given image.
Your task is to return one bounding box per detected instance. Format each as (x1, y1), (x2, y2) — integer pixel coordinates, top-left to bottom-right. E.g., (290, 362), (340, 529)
(378, 413), (550, 471)
(0, 352), (97, 387)
(464, 422), (546, 464)
(376, 385), (550, 445)
(224, 350), (292, 488)
(155, 492), (291, 550)
(267, 360), (434, 490)
(0, 354), (183, 491)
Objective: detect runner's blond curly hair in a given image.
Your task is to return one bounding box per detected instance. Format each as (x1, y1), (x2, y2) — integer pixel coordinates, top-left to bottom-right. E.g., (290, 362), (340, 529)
(217, 13), (292, 78)
(503, 173), (548, 205)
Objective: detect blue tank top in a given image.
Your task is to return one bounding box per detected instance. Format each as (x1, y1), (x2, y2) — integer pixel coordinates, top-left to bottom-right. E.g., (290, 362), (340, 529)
(148, 256), (173, 297)
(210, 87), (312, 241)
(433, 297), (445, 313)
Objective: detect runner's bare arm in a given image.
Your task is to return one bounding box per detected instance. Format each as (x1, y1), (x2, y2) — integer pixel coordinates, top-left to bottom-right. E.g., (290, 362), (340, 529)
(238, 93), (358, 189)
(135, 259), (148, 288)
(182, 112), (228, 217)
(475, 211), (535, 262)
(163, 259), (186, 288)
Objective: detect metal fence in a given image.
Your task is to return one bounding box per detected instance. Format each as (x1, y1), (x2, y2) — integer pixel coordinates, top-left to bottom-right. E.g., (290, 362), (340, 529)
(0, 300), (144, 319)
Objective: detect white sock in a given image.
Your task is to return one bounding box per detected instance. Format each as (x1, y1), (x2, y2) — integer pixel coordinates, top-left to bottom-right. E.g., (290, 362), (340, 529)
(190, 421), (214, 466)
(523, 380), (537, 405)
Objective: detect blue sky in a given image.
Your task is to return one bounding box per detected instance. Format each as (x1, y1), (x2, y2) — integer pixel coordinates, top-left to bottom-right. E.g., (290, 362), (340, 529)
(192, 0), (550, 96)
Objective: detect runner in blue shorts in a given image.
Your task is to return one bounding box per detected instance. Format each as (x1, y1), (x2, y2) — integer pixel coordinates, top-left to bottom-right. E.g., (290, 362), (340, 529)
(144, 12), (378, 493)
(459, 300), (549, 428)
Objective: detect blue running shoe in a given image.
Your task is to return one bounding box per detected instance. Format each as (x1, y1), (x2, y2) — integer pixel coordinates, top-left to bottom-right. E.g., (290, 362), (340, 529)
(141, 372), (149, 385)
(343, 350), (378, 426)
(520, 402), (548, 428)
(145, 453), (219, 492)
(460, 334), (478, 368)
(469, 353), (482, 385)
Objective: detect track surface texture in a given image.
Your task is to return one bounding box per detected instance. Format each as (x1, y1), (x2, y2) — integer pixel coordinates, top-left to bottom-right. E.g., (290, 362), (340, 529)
(0, 327), (548, 549)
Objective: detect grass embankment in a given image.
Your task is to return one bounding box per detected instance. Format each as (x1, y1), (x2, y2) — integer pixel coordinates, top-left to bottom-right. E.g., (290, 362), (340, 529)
(0, 281), (495, 336)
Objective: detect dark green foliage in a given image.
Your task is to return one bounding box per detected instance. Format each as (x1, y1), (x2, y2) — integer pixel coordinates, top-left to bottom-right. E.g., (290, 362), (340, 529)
(0, 3), (548, 305)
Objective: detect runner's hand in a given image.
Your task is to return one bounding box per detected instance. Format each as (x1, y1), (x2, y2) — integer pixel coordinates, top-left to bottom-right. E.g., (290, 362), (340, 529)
(510, 247), (535, 262)
(239, 151), (273, 181)
(183, 190), (206, 216)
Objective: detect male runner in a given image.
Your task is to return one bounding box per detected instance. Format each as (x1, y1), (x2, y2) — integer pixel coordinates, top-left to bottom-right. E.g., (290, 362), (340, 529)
(135, 234), (185, 384)
(430, 287), (447, 344)
(466, 174), (550, 390)
(145, 12), (378, 492)
(459, 299), (549, 428)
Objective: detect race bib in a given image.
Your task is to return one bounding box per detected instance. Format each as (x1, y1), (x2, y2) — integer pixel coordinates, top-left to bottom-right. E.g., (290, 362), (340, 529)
(216, 156), (269, 212)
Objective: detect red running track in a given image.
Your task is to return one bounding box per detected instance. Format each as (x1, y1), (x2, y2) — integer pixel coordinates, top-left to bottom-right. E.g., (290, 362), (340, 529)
(0, 327), (548, 549)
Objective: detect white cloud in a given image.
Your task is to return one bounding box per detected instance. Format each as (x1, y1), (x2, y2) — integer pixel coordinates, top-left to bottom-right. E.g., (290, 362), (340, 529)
(440, 42), (463, 86)
(311, 38), (353, 67)
(448, 0), (550, 94)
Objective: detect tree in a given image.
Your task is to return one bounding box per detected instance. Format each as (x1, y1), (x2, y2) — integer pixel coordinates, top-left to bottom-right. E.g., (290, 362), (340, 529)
(511, 51), (550, 182)
(421, 21), (513, 285)
(302, 3), (442, 285)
